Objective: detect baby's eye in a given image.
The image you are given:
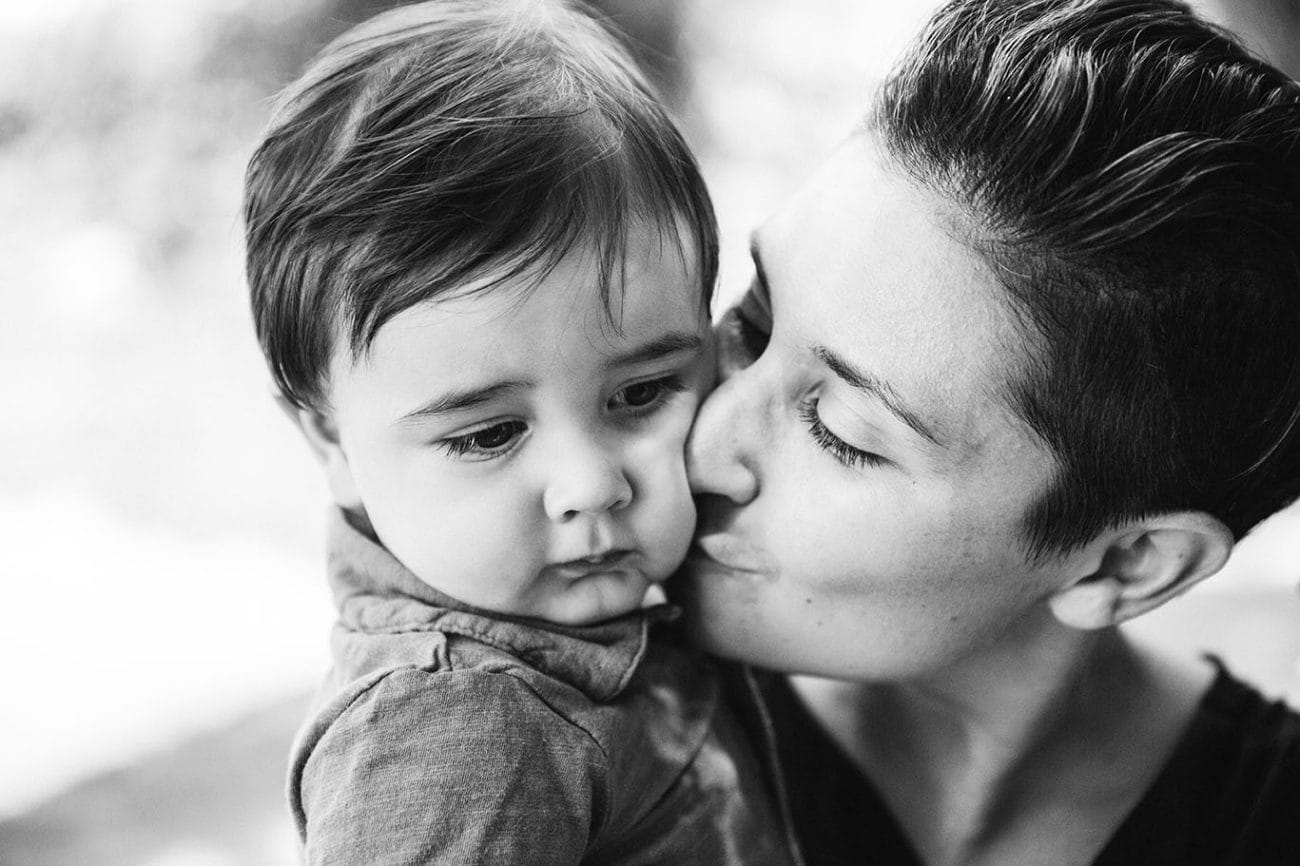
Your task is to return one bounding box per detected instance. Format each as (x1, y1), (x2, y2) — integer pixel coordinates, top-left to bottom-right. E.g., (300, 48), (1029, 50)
(609, 374), (688, 416)
(620, 380), (666, 407)
(439, 420), (527, 460)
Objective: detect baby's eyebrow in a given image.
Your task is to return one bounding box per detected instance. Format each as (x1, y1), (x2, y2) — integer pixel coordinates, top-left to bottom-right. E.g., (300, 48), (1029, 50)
(609, 332), (703, 367)
(398, 380), (530, 422)
(395, 333), (700, 424)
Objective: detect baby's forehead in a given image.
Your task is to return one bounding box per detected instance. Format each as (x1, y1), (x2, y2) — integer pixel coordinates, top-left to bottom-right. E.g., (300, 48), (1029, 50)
(339, 236), (709, 377)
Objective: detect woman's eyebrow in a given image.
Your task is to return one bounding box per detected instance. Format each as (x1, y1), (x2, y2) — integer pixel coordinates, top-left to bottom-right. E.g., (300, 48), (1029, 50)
(812, 345), (945, 448)
(752, 232), (942, 447)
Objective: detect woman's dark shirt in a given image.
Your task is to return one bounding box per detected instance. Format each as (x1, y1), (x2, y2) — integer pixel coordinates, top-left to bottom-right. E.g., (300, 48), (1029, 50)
(762, 662), (1300, 865)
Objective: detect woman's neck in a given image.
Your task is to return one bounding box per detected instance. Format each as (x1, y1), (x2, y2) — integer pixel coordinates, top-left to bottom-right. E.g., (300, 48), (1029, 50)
(791, 615), (1213, 866)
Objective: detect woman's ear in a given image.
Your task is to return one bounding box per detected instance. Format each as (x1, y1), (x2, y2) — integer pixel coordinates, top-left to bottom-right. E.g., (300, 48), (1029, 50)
(1048, 512), (1234, 630)
(275, 394), (365, 511)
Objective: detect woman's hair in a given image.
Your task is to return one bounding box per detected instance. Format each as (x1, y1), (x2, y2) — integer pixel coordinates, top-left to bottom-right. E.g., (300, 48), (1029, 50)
(872, 0), (1300, 556)
(244, 0), (717, 410)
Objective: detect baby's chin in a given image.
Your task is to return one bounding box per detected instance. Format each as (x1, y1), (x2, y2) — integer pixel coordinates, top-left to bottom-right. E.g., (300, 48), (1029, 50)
(535, 570), (657, 627)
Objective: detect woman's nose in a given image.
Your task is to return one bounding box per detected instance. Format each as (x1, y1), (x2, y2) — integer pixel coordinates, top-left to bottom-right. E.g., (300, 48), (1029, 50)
(686, 367), (762, 504)
(543, 439), (633, 522)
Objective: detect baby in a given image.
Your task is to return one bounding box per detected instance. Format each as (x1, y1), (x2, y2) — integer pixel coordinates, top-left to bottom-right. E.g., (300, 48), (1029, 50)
(242, 1), (798, 863)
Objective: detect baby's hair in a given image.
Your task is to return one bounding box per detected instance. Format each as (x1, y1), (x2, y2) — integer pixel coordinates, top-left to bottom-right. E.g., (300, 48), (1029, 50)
(245, 0), (717, 410)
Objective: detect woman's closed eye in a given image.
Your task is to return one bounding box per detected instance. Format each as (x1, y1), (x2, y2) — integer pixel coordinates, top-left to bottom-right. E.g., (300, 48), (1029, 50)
(439, 419), (527, 460)
(798, 397), (887, 469)
(609, 373), (690, 418)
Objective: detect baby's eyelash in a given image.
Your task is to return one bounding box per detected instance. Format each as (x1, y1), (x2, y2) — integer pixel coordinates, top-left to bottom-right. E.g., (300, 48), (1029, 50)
(612, 373), (689, 417)
(435, 373), (688, 460)
(439, 420), (527, 460)
(797, 398), (886, 469)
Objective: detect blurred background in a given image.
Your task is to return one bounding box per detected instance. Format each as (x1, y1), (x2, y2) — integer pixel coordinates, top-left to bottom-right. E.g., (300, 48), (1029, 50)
(1, 0), (1297, 863)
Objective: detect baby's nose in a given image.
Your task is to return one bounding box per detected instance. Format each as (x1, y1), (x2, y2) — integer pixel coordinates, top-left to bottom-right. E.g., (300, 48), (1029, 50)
(543, 446), (633, 521)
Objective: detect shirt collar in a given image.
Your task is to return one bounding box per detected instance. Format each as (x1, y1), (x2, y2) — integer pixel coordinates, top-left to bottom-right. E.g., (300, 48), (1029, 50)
(325, 507), (677, 701)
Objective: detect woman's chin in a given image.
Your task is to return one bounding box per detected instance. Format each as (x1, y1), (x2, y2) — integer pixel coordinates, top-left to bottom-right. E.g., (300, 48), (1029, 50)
(672, 571), (791, 666)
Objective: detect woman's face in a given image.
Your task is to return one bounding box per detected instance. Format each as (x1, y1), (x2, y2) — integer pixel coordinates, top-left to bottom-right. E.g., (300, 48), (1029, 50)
(679, 136), (1070, 680)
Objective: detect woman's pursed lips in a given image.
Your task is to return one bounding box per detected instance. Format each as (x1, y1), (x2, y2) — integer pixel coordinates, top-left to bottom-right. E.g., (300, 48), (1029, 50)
(688, 533), (775, 578)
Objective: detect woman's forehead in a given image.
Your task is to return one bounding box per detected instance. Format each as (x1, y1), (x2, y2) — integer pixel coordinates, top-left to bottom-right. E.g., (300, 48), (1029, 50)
(756, 137), (1038, 463)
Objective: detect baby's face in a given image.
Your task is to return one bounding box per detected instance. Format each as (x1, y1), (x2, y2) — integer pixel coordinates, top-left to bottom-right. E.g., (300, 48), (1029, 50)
(318, 226), (711, 625)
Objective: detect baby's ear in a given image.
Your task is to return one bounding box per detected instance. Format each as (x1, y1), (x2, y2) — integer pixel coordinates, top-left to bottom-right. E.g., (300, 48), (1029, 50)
(275, 394), (364, 510)
(1047, 512), (1233, 630)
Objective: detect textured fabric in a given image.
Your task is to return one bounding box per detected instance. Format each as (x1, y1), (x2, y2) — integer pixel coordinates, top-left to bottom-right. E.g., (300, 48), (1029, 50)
(759, 661), (1300, 866)
(289, 509), (800, 866)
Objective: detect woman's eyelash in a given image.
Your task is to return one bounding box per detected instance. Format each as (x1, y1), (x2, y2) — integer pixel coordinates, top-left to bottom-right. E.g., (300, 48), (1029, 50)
(798, 398), (886, 469)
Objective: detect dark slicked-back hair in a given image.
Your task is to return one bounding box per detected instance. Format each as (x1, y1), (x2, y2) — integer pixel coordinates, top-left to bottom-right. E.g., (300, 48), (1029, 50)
(873, 0), (1300, 556)
(245, 0), (717, 410)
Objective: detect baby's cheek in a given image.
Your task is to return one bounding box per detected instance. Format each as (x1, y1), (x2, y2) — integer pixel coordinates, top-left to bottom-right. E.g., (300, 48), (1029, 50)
(647, 500), (697, 580)
(630, 419), (694, 492)
(669, 393), (707, 451)
(628, 435), (696, 562)
(628, 396), (700, 468)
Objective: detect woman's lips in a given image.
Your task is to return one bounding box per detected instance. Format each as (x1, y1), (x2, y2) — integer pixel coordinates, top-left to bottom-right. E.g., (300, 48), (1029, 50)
(689, 533), (774, 578)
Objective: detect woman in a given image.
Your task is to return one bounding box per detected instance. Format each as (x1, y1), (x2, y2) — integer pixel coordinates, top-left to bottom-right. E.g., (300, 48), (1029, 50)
(680, 1), (1300, 864)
